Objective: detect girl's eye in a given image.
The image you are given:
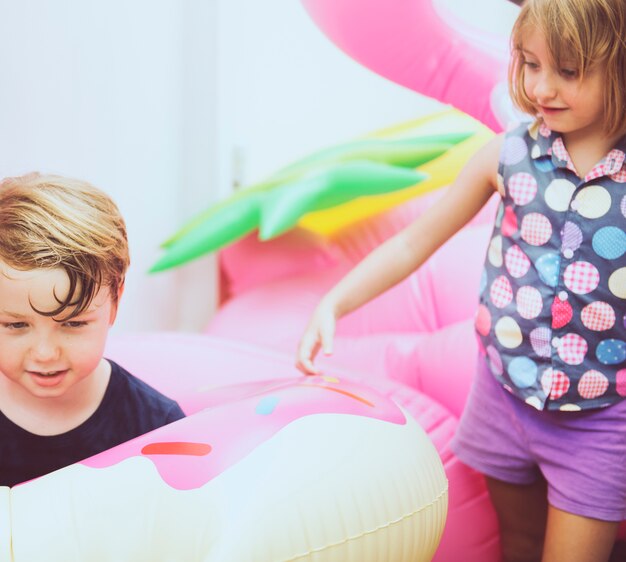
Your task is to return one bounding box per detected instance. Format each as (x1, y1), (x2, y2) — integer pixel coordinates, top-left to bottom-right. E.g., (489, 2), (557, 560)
(560, 68), (578, 79)
(523, 61), (539, 70)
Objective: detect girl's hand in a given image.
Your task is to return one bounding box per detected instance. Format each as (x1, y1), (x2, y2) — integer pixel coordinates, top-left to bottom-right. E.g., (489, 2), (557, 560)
(297, 135), (501, 376)
(296, 301), (337, 375)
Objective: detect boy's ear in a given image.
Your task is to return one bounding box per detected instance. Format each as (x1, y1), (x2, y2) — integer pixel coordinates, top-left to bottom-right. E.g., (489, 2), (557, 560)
(108, 282), (125, 325)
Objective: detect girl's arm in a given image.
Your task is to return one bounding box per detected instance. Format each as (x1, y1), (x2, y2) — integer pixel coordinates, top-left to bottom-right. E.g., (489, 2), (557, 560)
(296, 133), (503, 374)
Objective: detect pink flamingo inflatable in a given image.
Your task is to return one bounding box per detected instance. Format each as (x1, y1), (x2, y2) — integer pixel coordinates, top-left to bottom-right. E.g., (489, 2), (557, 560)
(301, 0), (515, 131)
(209, 189), (502, 561)
(206, 0), (626, 557)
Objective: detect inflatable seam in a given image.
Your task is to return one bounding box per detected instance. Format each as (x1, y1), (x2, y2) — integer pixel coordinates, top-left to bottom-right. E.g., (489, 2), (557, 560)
(287, 483), (449, 561)
(8, 488), (14, 562)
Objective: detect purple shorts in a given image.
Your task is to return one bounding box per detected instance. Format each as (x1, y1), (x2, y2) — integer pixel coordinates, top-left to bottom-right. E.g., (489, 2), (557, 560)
(451, 356), (626, 522)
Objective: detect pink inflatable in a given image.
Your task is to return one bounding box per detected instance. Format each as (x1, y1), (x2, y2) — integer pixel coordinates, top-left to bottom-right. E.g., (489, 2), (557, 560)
(209, 191), (626, 557)
(208, 190), (502, 560)
(5, 334), (450, 561)
(203, 0), (626, 555)
(213, 190), (498, 418)
(300, 0), (516, 131)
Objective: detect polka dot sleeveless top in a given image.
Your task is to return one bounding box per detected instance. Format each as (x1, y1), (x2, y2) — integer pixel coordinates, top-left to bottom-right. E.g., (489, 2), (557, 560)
(476, 121), (626, 411)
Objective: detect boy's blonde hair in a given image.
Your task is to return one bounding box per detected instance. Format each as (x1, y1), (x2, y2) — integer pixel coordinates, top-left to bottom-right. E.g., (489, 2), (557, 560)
(0, 173), (130, 319)
(509, 0), (626, 138)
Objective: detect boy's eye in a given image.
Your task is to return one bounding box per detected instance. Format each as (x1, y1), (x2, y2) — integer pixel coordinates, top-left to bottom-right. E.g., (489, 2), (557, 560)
(63, 321), (88, 328)
(3, 322), (28, 330)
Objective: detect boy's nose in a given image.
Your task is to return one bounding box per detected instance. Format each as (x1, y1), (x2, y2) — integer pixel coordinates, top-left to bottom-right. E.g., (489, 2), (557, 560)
(31, 336), (61, 363)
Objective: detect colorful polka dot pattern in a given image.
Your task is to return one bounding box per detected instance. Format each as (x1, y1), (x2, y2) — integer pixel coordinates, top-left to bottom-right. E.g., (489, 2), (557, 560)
(476, 121), (626, 411)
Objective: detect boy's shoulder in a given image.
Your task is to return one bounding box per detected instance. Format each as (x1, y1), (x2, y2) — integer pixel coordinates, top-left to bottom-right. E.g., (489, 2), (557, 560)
(106, 360), (185, 427)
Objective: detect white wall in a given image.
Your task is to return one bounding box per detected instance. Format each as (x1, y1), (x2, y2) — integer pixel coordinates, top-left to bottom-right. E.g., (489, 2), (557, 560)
(0, 0), (218, 334)
(0, 0), (511, 334)
(215, 0), (443, 192)
(214, 0), (518, 192)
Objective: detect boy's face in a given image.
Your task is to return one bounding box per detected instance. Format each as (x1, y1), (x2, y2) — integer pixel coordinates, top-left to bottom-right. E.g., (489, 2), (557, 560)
(0, 261), (117, 400)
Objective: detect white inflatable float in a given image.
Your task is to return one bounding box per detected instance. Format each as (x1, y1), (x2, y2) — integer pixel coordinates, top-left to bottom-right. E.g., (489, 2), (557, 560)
(1, 334), (448, 561)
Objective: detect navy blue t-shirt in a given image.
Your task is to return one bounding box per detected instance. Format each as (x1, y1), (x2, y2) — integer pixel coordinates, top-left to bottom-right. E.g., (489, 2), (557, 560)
(0, 360), (185, 487)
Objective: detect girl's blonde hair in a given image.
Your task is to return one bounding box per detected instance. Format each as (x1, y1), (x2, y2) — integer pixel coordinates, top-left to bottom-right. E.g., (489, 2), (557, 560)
(509, 0), (626, 137)
(0, 173), (130, 319)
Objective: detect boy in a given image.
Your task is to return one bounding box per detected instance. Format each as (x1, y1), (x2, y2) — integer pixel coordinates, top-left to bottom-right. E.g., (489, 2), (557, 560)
(0, 173), (185, 487)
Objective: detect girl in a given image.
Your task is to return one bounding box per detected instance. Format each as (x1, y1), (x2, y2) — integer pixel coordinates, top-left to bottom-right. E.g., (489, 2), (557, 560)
(296, 1), (626, 560)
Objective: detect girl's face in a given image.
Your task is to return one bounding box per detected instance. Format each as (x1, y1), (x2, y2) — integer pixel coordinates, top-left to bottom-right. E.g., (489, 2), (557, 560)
(521, 29), (606, 144)
(0, 261), (117, 401)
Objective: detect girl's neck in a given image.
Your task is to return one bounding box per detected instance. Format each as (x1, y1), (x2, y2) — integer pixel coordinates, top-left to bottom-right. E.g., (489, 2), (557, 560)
(561, 129), (623, 179)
